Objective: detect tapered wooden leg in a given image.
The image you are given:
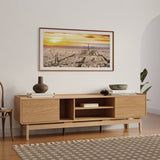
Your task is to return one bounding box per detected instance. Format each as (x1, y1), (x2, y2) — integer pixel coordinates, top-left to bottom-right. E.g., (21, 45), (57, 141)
(139, 119), (142, 133)
(9, 111), (14, 141)
(26, 125), (29, 141)
(20, 125), (23, 137)
(2, 112), (5, 139)
(2, 117), (5, 139)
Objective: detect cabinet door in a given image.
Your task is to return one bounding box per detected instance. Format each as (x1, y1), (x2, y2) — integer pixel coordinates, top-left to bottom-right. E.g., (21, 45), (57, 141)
(115, 95), (146, 118)
(21, 99), (59, 124)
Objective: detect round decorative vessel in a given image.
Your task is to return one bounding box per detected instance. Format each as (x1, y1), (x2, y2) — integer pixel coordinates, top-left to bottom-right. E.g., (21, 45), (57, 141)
(109, 84), (128, 90)
(33, 76), (48, 93)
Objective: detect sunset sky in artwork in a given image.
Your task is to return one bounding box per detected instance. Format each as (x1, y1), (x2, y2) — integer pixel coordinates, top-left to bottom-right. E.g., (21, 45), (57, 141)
(43, 32), (110, 47)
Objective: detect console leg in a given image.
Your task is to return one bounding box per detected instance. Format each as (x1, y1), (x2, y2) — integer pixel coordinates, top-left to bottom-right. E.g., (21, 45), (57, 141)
(20, 125), (23, 137)
(100, 126), (102, 133)
(139, 119), (142, 133)
(26, 125), (29, 141)
(63, 128), (65, 135)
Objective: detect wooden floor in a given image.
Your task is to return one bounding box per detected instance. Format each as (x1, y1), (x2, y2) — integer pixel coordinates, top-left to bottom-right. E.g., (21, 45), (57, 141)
(0, 113), (160, 160)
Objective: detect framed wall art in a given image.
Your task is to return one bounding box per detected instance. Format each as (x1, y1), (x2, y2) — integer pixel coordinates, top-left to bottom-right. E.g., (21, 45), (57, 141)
(39, 28), (114, 71)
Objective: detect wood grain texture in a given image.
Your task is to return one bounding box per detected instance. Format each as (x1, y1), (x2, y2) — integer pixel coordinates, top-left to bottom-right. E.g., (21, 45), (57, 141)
(21, 99), (59, 124)
(139, 119), (142, 132)
(115, 95), (146, 118)
(29, 118), (141, 130)
(14, 94), (146, 140)
(14, 96), (20, 122)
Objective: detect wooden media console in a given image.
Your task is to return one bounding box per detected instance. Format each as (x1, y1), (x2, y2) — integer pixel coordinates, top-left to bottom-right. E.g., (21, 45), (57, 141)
(14, 93), (146, 140)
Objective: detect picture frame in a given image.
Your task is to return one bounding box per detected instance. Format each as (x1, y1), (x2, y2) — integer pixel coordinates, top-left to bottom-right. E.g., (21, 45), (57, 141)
(39, 28), (114, 71)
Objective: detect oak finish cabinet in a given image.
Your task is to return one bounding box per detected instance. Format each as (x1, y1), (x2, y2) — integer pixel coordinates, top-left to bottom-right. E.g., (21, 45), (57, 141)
(14, 94), (146, 140)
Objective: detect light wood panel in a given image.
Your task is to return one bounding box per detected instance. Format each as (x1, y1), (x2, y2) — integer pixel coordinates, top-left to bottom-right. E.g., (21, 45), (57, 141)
(115, 95), (146, 107)
(14, 94), (146, 140)
(29, 118), (141, 130)
(21, 99), (59, 124)
(115, 106), (145, 118)
(115, 95), (146, 118)
(14, 96), (21, 122)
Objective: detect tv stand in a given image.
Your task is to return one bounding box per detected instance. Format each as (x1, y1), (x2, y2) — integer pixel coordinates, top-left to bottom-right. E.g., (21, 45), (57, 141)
(14, 93), (146, 140)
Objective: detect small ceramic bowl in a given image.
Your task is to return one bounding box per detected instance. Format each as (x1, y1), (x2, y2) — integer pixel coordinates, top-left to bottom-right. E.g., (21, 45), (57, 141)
(109, 84), (128, 90)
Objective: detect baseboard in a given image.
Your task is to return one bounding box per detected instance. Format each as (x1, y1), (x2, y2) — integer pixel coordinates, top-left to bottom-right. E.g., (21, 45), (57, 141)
(0, 124), (137, 138)
(147, 107), (160, 115)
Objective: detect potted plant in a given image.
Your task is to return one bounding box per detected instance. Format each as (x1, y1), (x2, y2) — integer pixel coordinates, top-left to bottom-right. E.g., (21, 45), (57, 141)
(140, 68), (152, 94)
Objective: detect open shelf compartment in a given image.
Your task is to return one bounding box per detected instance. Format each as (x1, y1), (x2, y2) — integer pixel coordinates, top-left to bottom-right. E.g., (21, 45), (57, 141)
(60, 99), (74, 120)
(75, 108), (114, 118)
(75, 97), (115, 108)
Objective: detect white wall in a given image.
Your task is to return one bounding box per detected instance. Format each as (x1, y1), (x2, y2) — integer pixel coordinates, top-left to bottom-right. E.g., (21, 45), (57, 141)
(0, 0), (160, 136)
(141, 15), (160, 115)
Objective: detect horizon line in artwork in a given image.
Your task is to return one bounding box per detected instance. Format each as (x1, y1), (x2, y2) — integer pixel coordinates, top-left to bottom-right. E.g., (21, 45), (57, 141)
(43, 32), (110, 48)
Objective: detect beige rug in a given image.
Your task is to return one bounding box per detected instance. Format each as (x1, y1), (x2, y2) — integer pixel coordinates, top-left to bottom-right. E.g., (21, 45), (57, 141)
(13, 134), (160, 160)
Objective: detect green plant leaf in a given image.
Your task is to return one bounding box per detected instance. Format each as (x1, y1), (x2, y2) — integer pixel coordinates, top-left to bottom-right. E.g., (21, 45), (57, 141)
(140, 82), (149, 90)
(140, 68), (148, 83)
(143, 86), (152, 94)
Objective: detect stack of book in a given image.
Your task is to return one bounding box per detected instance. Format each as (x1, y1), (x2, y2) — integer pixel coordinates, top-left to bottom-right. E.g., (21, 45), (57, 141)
(80, 103), (99, 108)
(110, 90), (136, 95)
(27, 93), (55, 98)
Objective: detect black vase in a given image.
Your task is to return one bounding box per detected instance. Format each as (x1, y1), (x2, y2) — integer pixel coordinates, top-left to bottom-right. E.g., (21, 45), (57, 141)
(33, 76), (48, 93)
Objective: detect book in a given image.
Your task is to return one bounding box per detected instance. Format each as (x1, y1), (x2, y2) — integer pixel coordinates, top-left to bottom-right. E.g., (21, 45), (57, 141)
(80, 103), (99, 107)
(110, 90), (136, 95)
(27, 93), (55, 98)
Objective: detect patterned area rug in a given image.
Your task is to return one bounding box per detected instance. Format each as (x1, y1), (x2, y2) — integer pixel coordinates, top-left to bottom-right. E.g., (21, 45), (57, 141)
(13, 134), (160, 160)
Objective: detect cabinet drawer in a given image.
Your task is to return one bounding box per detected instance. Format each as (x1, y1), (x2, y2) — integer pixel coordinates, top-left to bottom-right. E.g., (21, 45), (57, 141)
(115, 96), (146, 118)
(21, 99), (59, 124)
